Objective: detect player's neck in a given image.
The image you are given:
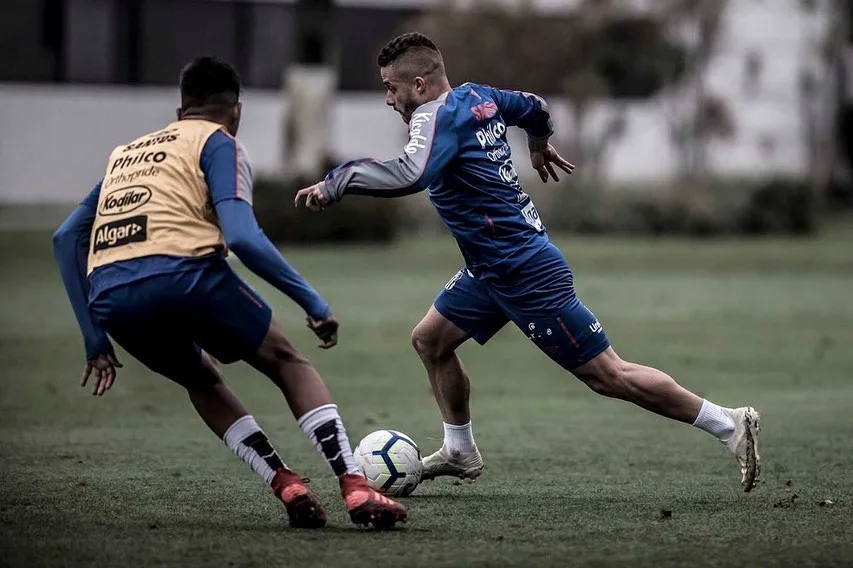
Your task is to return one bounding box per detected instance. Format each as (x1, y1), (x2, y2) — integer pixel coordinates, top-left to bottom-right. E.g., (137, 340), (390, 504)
(180, 113), (228, 127)
(424, 81), (452, 104)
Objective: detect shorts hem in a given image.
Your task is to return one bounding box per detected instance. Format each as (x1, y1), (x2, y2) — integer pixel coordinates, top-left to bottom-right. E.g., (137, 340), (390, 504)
(432, 301), (496, 346)
(568, 338), (612, 372)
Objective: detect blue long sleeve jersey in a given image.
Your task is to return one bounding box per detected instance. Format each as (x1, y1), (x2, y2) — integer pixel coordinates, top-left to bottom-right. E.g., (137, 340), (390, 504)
(320, 83), (555, 281)
(53, 130), (330, 360)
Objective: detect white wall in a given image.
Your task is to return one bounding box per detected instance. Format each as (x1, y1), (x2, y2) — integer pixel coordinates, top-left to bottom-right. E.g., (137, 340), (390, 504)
(0, 85), (407, 204)
(0, 86), (809, 205)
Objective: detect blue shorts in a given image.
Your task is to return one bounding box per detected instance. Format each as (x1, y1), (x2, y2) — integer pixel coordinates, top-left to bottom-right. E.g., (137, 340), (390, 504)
(89, 258), (272, 386)
(434, 243), (609, 371)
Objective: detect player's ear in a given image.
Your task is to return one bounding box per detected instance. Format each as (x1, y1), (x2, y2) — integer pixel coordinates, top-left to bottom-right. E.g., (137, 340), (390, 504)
(414, 76), (426, 94)
(230, 102), (242, 136)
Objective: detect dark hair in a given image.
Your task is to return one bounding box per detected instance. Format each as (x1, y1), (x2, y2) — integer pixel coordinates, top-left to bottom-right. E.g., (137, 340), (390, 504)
(179, 57), (241, 111)
(377, 32), (440, 67)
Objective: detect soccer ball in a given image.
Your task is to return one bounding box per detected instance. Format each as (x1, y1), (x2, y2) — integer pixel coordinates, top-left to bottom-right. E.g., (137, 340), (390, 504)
(353, 430), (423, 497)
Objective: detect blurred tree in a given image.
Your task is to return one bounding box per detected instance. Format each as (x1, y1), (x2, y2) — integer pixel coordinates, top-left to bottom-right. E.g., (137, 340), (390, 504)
(803, 0), (850, 204)
(407, 0), (686, 185)
(652, 0), (731, 181)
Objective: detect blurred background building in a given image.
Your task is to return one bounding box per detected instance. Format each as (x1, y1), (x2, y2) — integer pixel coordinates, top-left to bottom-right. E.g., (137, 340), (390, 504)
(0, 0), (850, 237)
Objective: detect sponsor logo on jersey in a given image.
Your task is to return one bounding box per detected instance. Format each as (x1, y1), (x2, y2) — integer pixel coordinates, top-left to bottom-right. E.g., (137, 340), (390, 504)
(498, 159), (519, 187)
(470, 101), (498, 122)
(99, 185), (152, 216)
(404, 112), (432, 155)
(93, 215), (148, 252)
(521, 201), (544, 232)
(102, 165), (160, 190)
(487, 143), (510, 162)
(122, 133), (179, 152)
(110, 150), (167, 174)
(475, 120), (506, 149)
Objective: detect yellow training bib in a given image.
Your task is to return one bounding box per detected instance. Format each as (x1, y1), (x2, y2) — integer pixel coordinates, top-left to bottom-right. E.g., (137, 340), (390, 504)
(87, 119), (231, 275)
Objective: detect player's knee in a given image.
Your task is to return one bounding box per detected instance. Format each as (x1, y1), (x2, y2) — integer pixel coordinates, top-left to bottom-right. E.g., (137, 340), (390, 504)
(410, 325), (433, 357)
(411, 324), (448, 361)
(271, 341), (309, 366)
(578, 358), (630, 398)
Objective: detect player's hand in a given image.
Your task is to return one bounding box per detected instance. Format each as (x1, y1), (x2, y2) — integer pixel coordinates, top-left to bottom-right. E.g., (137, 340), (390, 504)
(81, 353), (123, 396)
(529, 142), (575, 183)
(306, 314), (339, 349)
(294, 184), (331, 212)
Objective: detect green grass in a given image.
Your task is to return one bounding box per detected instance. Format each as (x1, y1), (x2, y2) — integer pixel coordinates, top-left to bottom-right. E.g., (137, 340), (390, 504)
(2, 228), (853, 567)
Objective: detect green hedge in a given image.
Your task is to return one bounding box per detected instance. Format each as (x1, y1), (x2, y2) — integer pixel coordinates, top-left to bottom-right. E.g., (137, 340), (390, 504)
(252, 170), (819, 244)
(542, 177), (820, 237)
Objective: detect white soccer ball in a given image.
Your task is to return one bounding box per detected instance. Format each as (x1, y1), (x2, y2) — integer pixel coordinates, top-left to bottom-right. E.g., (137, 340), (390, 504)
(353, 429), (423, 497)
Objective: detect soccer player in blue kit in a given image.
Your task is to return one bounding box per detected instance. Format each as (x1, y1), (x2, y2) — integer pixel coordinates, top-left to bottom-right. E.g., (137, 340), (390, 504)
(53, 57), (407, 529)
(296, 33), (762, 492)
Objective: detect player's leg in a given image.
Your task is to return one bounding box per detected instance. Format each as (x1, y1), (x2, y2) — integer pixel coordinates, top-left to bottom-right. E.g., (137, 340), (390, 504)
(411, 305), (472, 425)
(512, 292), (760, 492)
(91, 281), (327, 528)
(413, 269), (509, 480)
(190, 351), (330, 528)
(572, 346), (761, 492)
(194, 265), (406, 529)
(572, 347), (703, 421)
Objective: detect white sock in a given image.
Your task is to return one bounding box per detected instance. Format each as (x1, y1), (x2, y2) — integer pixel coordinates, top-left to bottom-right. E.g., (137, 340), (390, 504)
(443, 421), (476, 454)
(223, 415), (287, 484)
(298, 404), (360, 476)
(692, 399), (735, 441)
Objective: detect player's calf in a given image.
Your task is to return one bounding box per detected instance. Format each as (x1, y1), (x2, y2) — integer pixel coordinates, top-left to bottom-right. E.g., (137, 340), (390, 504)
(572, 348), (704, 424)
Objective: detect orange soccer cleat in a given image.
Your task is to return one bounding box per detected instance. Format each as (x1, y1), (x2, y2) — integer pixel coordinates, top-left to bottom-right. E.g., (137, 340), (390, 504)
(340, 473), (408, 530)
(271, 468), (328, 529)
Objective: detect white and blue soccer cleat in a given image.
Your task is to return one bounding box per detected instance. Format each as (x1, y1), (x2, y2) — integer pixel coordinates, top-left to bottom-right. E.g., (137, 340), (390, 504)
(722, 406), (762, 492)
(420, 445), (485, 482)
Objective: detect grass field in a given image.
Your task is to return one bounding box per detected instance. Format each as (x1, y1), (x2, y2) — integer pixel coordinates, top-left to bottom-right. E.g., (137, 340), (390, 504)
(1, 226), (852, 567)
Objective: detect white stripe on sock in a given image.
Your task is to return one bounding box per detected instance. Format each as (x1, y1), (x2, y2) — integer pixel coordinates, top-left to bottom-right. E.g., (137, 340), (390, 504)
(297, 404), (360, 476)
(223, 415), (281, 484)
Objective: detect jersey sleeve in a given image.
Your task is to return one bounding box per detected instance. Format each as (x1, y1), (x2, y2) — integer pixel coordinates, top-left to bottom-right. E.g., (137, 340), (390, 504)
(483, 87), (553, 140)
(320, 100), (457, 201)
(214, 198), (331, 320)
(200, 130), (254, 205)
(52, 181), (115, 360)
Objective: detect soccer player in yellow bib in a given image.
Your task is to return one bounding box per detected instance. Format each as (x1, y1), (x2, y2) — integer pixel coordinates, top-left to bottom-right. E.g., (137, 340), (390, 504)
(52, 57), (407, 530)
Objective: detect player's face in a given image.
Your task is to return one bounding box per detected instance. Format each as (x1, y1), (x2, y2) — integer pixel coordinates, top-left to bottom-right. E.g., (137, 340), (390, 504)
(381, 66), (423, 125)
